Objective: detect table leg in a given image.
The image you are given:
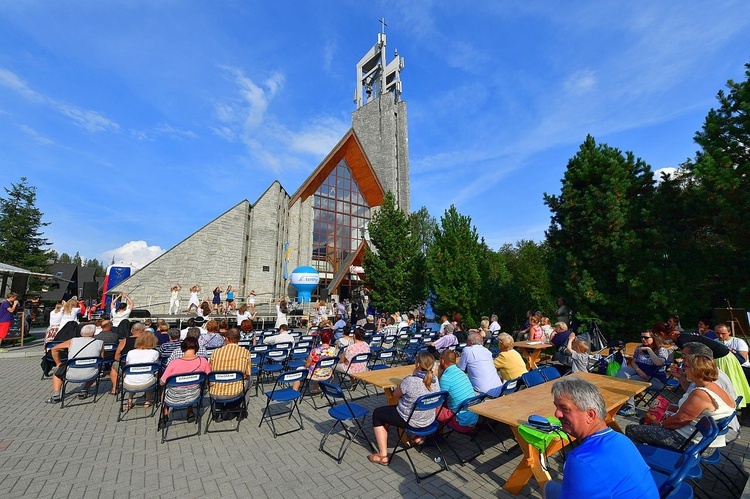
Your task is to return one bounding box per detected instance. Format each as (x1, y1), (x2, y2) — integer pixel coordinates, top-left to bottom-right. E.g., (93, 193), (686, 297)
(503, 426), (557, 494)
(606, 406), (624, 433)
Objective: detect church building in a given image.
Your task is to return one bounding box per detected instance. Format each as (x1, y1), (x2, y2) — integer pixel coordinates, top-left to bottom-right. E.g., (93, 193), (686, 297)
(111, 32), (410, 313)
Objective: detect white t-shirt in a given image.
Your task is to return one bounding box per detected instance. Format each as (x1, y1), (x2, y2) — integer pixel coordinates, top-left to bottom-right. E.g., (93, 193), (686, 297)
(49, 310), (63, 327)
(721, 337), (750, 366)
(236, 311), (252, 324)
(59, 308), (81, 329)
(124, 349), (159, 385)
(440, 320), (450, 334)
(489, 321), (501, 333)
(111, 307), (132, 327)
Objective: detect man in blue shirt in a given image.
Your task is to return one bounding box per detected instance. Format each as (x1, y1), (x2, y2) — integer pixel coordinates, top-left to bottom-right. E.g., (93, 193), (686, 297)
(544, 377), (658, 499)
(437, 350), (478, 428)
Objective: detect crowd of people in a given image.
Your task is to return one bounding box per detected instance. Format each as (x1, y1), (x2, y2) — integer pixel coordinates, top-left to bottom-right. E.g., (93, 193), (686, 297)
(12, 289), (749, 496)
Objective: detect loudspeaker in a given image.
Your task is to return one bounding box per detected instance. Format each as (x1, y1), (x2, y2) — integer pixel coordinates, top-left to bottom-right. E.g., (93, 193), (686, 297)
(129, 309), (151, 319)
(82, 281), (99, 300)
(10, 274), (29, 295)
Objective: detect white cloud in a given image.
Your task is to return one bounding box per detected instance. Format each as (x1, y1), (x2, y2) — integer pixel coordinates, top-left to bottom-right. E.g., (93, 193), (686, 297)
(0, 67), (119, 133)
(18, 124), (54, 146)
(100, 240), (165, 269)
(654, 167), (679, 183)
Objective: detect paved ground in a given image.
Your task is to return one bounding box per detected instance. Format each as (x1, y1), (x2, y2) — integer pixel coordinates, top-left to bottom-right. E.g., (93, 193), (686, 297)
(0, 331), (748, 498)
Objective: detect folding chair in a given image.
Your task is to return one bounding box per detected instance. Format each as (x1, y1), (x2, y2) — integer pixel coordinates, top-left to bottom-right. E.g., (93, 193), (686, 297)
(101, 342), (119, 374)
(301, 357), (339, 409)
(370, 349), (397, 371)
(118, 362), (160, 421)
(521, 369), (546, 389)
(261, 349), (289, 387)
(60, 356), (103, 408)
(498, 377), (520, 396)
(639, 362), (680, 407)
(399, 338), (420, 364)
(258, 369), (306, 438)
(368, 335), (385, 357)
(441, 393), (488, 464)
(539, 366), (561, 382)
(41, 341), (67, 380)
(249, 351), (261, 397)
(160, 372), (207, 443)
(390, 390), (450, 483)
(318, 381), (376, 463)
(205, 370), (250, 434)
(648, 416), (719, 499)
(287, 346), (311, 370)
(337, 352), (372, 399)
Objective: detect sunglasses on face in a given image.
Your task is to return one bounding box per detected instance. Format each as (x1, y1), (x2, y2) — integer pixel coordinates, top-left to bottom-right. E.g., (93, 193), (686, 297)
(641, 336), (652, 340)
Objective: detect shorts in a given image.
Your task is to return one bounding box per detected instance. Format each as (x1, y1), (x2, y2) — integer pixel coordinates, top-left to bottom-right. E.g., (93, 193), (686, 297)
(226, 299), (234, 303)
(0, 321), (11, 339)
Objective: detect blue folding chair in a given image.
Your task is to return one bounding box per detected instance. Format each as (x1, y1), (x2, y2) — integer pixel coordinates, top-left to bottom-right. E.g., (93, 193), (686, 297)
(160, 372), (208, 443)
(648, 416), (718, 499)
(440, 393), (488, 464)
(41, 341), (67, 379)
(205, 370), (250, 434)
(337, 352), (372, 399)
(521, 369), (546, 388)
(318, 381), (376, 463)
(101, 342), (119, 374)
(539, 366), (561, 382)
(287, 346), (311, 370)
(390, 390), (450, 482)
(370, 349), (397, 371)
(498, 377), (520, 397)
(258, 369), (306, 438)
(302, 357), (339, 409)
(700, 397), (745, 496)
(118, 362), (160, 421)
(60, 356), (103, 408)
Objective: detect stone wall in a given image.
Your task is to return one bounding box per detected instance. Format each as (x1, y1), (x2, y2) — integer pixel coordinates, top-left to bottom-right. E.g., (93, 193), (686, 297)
(243, 182), (289, 307)
(110, 200), (251, 314)
(352, 93), (410, 212)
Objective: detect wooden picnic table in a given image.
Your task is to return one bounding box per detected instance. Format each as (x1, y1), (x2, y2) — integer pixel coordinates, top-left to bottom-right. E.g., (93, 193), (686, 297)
(349, 364), (415, 405)
(469, 371), (651, 494)
(514, 340), (554, 370)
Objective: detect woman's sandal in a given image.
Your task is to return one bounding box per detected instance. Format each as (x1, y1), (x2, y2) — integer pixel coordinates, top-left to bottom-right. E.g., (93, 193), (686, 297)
(367, 454), (389, 466)
(125, 400), (134, 411)
(143, 401), (152, 408)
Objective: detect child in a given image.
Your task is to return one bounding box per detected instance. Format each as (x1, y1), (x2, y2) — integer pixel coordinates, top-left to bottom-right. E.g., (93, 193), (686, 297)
(566, 332), (590, 372)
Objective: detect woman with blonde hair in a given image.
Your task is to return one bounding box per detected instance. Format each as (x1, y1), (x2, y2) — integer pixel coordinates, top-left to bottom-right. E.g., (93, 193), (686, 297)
(494, 333), (528, 381)
(368, 352), (441, 465)
(123, 331), (159, 410)
(60, 297), (81, 330)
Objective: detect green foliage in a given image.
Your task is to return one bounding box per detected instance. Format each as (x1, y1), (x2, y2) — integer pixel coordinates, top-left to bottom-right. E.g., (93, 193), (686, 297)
(544, 136), (667, 337)
(409, 206), (437, 256)
(496, 241), (554, 329)
(0, 177), (51, 272)
(363, 192), (427, 313)
(476, 242), (510, 324)
(426, 205), (483, 327)
(678, 61), (750, 306)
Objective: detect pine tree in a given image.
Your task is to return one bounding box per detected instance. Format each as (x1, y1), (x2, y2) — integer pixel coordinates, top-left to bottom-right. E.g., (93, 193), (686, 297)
(0, 177), (51, 272)
(363, 192), (427, 313)
(426, 206), (483, 327)
(544, 136), (666, 337)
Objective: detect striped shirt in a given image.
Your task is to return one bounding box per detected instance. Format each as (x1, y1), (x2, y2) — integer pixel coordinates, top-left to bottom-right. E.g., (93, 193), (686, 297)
(439, 364), (479, 426)
(208, 343), (251, 397)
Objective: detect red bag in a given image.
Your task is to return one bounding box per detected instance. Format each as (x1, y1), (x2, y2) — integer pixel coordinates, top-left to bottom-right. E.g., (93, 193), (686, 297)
(644, 396), (670, 425)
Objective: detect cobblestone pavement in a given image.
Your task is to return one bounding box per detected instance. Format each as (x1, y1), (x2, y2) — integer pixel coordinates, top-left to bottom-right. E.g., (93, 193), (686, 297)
(0, 336), (748, 498)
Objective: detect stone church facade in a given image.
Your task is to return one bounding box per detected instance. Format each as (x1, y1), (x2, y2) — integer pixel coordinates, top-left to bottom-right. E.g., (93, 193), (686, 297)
(112, 33), (410, 313)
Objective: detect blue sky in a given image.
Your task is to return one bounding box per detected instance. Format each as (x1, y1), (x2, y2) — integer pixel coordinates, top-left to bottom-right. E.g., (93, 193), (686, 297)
(1, 2), (749, 268)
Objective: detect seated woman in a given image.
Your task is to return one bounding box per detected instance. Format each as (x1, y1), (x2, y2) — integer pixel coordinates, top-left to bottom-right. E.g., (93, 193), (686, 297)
(548, 322), (571, 349)
(616, 330), (669, 416)
(335, 325), (354, 349)
(493, 333), (528, 381)
(123, 331), (159, 410)
(540, 317), (554, 342)
(368, 352), (440, 465)
(335, 327), (370, 375)
(527, 316), (545, 342)
(199, 320), (226, 350)
(626, 353), (735, 450)
(292, 328), (338, 392)
(159, 336), (211, 428)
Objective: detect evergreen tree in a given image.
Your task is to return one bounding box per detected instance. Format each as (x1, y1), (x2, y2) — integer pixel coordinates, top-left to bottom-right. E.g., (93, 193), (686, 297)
(58, 253), (72, 264)
(426, 205), (483, 327)
(497, 240), (554, 329)
(476, 242), (510, 326)
(363, 192), (426, 313)
(680, 60), (750, 304)
(544, 136), (666, 337)
(0, 177), (51, 272)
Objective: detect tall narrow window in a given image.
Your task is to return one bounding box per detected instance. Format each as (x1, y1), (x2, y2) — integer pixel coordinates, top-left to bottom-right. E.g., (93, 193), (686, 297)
(312, 159), (371, 275)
